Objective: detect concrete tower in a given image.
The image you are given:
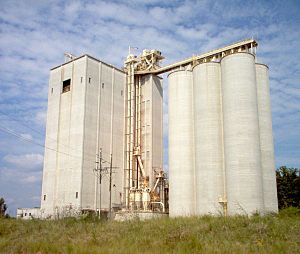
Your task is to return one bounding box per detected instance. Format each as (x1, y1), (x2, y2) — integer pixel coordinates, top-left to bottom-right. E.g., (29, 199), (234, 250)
(41, 55), (126, 218)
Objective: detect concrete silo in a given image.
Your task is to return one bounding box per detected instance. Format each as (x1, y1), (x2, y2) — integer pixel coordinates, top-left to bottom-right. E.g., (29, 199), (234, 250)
(221, 53), (264, 215)
(256, 63), (278, 213)
(193, 63), (225, 215)
(168, 70), (195, 217)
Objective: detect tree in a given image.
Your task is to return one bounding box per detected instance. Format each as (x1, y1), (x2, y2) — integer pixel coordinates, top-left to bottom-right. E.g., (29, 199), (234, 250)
(0, 197), (7, 217)
(276, 166), (300, 209)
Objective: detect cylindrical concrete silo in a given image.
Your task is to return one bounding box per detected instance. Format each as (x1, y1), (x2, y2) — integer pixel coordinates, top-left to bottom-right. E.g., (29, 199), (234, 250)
(221, 53), (264, 215)
(168, 69), (195, 217)
(256, 63), (278, 213)
(193, 62), (224, 215)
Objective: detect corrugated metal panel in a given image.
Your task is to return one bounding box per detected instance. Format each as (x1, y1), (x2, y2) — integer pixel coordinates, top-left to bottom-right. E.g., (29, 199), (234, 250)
(193, 62), (224, 215)
(221, 53), (264, 215)
(168, 70), (195, 217)
(256, 63), (278, 213)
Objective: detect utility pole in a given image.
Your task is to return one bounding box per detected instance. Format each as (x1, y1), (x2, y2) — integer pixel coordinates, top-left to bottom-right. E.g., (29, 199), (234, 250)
(109, 153), (112, 219)
(99, 149), (102, 219)
(94, 148), (103, 219)
(94, 151), (118, 220)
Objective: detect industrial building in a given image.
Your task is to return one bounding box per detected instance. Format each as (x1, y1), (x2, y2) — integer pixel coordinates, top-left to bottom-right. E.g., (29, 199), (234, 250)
(40, 55), (126, 218)
(36, 52), (164, 219)
(17, 39), (278, 219)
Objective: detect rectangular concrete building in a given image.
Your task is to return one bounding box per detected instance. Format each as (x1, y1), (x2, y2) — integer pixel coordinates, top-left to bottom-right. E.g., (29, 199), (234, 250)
(41, 55), (126, 218)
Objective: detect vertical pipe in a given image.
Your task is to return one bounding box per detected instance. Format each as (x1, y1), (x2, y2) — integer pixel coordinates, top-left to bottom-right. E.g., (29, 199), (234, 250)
(129, 63), (135, 189)
(134, 76), (139, 188)
(125, 64), (131, 208)
(219, 65), (227, 216)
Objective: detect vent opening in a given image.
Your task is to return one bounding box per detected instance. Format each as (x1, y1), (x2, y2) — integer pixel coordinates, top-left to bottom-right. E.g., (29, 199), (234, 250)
(62, 79), (71, 93)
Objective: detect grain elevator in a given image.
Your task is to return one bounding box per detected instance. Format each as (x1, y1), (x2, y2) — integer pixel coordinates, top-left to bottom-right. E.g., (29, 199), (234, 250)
(35, 39), (278, 220)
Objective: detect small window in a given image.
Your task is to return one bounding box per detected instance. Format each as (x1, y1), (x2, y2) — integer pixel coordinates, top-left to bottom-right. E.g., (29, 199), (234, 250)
(43, 195), (46, 201)
(81, 77), (83, 83)
(76, 192), (78, 199)
(25, 213), (27, 216)
(29, 213), (31, 216)
(89, 77), (91, 83)
(102, 83), (104, 88)
(62, 79), (71, 93)
(121, 90), (123, 96)
(51, 88), (53, 94)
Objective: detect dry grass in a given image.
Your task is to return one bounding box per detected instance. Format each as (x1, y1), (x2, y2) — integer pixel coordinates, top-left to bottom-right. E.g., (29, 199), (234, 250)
(0, 208), (299, 254)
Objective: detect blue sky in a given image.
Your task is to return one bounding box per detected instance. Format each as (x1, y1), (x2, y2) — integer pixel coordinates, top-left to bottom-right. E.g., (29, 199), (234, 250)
(0, 0), (299, 216)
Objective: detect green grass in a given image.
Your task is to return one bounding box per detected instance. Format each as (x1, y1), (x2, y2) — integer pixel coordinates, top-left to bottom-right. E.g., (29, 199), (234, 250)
(1, 208), (299, 254)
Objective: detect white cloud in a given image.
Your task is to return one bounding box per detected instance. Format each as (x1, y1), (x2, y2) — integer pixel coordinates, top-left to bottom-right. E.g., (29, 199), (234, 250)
(0, 166), (42, 184)
(35, 111), (47, 126)
(22, 175), (40, 184)
(3, 153), (44, 170)
(20, 133), (32, 140)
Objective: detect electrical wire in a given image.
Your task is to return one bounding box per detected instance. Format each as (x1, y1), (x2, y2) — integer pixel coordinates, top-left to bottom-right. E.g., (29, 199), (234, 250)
(0, 110), (112, 162)
(0, 124), (111, 165)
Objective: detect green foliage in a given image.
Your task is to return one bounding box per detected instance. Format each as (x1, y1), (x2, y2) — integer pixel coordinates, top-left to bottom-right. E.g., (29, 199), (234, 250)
(0, 211), (299, 254)
(0, 197), (7, 218)
(276, 166), (300, 209)
(278, 207), (300, 218)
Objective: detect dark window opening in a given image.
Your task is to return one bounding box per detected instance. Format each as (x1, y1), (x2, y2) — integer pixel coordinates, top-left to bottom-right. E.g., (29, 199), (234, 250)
(25, 213), (27, 216)
(81, 77), (83, 83)
(102, 83), (104, 88)
(29, 213), (31, 216)
(51, 88), (53, 94)
(89, 77), (91, 83)
(76, 192), (78, 199)
(62, 79), (71, 93)
(43, 195), (46, 201)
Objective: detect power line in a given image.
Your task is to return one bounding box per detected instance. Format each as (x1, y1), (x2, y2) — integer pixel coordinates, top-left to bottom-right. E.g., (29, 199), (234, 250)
(0, 110), (46, 137)
(0, 111), (113, 163)
(0, 125), (111, 165)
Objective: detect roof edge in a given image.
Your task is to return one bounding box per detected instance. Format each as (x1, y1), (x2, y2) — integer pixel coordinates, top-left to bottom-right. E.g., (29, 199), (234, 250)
(50, 54), (125, 73)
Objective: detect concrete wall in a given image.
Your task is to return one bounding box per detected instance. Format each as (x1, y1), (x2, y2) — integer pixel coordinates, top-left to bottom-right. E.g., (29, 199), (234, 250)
(140, 74), (163, 188)
(41, 56), (125, 218)
(41, 58), (87, 217)
(17, 208), (41, 220)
